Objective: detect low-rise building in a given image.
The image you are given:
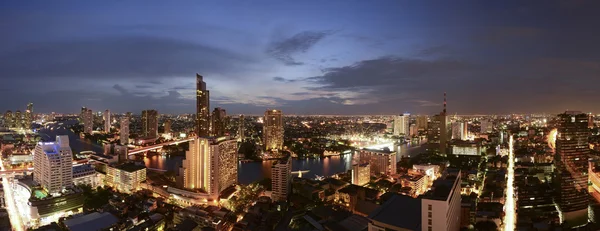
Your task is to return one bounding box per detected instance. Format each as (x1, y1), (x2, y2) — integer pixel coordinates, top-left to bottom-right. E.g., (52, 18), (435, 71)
(72, 164), (100, 188)
(352, 163), (370, 186)
(105, 162), (146, 193)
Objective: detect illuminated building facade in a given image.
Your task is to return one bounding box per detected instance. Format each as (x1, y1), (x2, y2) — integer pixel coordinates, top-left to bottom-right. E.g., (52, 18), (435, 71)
(83, 108), (93, 134)
(416, 115), (428, 130)
(263, 109), (284, 151)
(196, 73), (210, 137)
(120, 117), (129, 145)
(3, 110), (12, 128)
(25, 102), (33, 128)
(14, 110), (22, 128)
(33, 135), (73, 194)
(238, 115), (245, 142)
(103, 109), (110, 133)
(480, 120), (492, 133)
(451, 122), (467, 140)
(272, 156), (292, 202)
(179, 137), (238, 198)
(352, 163), (370, 186)
(421, 169), (462, 231)
(393, 113), (410, 136)
(211, 107), (227, 137)
(164, 119), (172, 134)
(358, 149), (396, 176)
(142, 109), (158, 138)
(105, 163), (146, 193)
(555, 111), (590, 227)
(72, 164), (100, 188)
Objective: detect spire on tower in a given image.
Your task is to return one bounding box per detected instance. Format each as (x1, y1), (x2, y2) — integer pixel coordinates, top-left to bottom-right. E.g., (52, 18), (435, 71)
(443, 92), (447, 115)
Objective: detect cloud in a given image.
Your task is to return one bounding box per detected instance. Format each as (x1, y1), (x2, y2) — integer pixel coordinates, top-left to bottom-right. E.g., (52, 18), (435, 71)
(266, 30), (333, 66)
(272, 76), (297, 83)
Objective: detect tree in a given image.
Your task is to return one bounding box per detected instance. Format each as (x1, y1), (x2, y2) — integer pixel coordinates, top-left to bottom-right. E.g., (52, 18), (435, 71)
(474, 221), (498, 231)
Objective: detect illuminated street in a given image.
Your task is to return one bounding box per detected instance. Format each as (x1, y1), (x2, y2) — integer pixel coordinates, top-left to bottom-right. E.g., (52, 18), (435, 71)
(0, 156), (25, 231)
(504, 135), (515, 231)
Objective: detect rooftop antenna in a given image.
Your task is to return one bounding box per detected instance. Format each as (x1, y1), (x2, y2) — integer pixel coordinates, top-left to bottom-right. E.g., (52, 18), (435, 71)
(443, 92), (447, 115)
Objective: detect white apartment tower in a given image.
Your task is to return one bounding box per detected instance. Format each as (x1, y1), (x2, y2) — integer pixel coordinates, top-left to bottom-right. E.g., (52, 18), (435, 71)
(120, 117), (129, 145)
(263, 110), (284, 151)
(33, 135), (73, 194)
(393, 114), (410, 136)
(103, 109), (111, 133)
(83, 109), (93, 134)
(421, 170), (462, 231)
(271, 156), (292, 202)
(179, 137), (238, 198)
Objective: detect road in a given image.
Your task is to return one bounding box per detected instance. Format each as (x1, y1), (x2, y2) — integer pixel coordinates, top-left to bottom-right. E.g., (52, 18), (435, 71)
(503, 135), (515, 231)
(0, 155), (25, 231)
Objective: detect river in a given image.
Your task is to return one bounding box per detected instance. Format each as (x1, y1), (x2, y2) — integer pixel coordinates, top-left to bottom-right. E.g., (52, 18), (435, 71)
(39, 121), (426, 185)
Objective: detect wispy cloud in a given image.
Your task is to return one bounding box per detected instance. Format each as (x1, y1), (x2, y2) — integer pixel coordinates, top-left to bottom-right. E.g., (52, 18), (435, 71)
(266, 30), (334, 66)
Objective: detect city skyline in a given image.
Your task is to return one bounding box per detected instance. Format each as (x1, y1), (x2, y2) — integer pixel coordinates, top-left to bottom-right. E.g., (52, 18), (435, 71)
(2, 1), (600, 115)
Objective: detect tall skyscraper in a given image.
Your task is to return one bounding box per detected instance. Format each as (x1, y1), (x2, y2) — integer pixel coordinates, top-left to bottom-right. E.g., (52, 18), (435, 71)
(103, 109), (111, 133)
(393, 113), (410, 136)
(440, 93), (448, 154)
(14, 110), (22, 129)
(25, 102), (33, 128)
(164, 119), (172, 134)
(555, 111), (590, 227)
(238, 114), (245, 142)
(120, 116), (129, 145)
(80, 107), (87, 123)
(179, 137), (238, 198)
(271, 156), (292, 202)
(141, 110), (158, 138)
(211, 107), (227, 137)
(263, 109), (284, 151)
(83, 109), (93, 134)
(196, 74), (210, 137)
(33, 135), (73, 194)
(4, 110), (13, 128)
(451, 122), (468, 140)
(416, 116), (428, 130)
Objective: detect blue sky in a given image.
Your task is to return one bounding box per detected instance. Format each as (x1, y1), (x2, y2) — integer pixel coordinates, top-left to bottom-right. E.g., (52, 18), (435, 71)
(1, 1), (599, 114)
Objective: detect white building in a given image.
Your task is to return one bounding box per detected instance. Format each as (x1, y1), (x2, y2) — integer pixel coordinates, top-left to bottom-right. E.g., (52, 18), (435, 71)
(83, 109), (93, 134)
(72, 164), (100, 188)
(120, 117), (129, 145)
(178, 137), (238, 199)
(421, 170), (461, 231)
(263, 110), (284, 151)
(352, 163), (370, 186)
(105, 163), (146, 193)
(393, 114), (410, 136)
(33, 135), (73, 195)
(359, 149), (397, 176)
(271, 156), (291, 202)
(451, 122), (468, 140)
(103, 109), (111, 133)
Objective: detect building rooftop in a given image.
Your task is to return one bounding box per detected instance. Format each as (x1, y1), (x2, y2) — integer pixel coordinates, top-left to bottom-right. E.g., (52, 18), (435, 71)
(113, 162), (146, 172)
(361, 148), (395, 155)
(422, 170), (460, 201)
(368, 194), (421, 230)
(62, 212), (119, 231)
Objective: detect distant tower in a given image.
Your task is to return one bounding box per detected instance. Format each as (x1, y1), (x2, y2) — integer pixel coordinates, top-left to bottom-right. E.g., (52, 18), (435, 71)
(141, 110), (158, 139)
(104, 109), (111, 133)
(83, 109), (93, 134)
(211, 107), (227, 137)
(25, 102), (33, 129)
(196, 74), (210, 137)
(14, 110), (22, 129)
(263, 109), (284, 151)
(120, 116), (130, 145)
(80, 107), (87, 123)
(238, 115), (245, 142)
(440, 92), (448, 154)
(4, 110), (13, 128)
(393, 114), (410, 136)
(164, 119), (172, 134)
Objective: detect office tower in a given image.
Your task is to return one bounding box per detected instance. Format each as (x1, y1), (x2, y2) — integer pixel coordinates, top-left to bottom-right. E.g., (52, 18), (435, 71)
(120, 117), (129, 145)
(33, 135), (73, 194)
(14, 110), (22, 128)
(4, 110), (12, 128)
(421, 169), (462, 231)
(589, 113), (595, 129)
(211, 107), (227, 137)
(417, 116), (428, 130)
(25, 102), (33, 128)
(83, 109), (93, 134)
(141, 110), (158, 138)
(263, 109), (284, 151)
(440, 93), (448, 154)
(393, 113), (410, 136)
(451, 122), (467, 140)
(80, 107), (87, 123)
(271, 156), (292, 202)
(103, 109), (111, 133)
(555, 111), (590, 227)
(196, 73), (210, 137)
(352, 163), (370, 186)
(163, 119), (172, 134)
(359, 148), (397, 175)
(238, 115), (245, 142)
(179, 137), (238, 198)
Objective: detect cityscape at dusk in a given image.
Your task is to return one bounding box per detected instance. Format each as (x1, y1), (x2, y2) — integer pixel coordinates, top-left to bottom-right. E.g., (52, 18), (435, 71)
(1, 1), (600, 231)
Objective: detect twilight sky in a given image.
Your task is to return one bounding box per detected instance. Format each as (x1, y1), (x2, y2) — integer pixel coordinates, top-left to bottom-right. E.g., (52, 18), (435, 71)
(1, 1), (600, 115)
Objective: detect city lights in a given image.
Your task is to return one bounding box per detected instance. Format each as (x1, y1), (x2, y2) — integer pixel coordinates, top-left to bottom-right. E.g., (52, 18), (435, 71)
(504, 135), (515, 231)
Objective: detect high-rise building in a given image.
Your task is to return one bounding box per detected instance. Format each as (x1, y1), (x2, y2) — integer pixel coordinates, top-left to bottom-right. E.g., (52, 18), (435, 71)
(14, 110), (22, 129)
(196, 74), (210, 137)
(120, 117), (129, 145)
(164, 119), (172, 134)
(4, 110), (13, 128)
(421, 169), (462, 231)
(428, 93), (448, 154)
(179, 137), (238, 198)
(352, 163), (370, 186)
(103, 110), (111, 133)
(238, 115), (245, 142)
(393, 114), (410, 136)
(263, 109), (284, 151)
(271, 156), (292, 202)
(25, 102), (33, 129)
(416, 116), (428, 130)
(211, 107), (227, 137)
(555, 111), (590, 227)
(80, 107), (87, 123)
(440, 93), (448, 154)
(589, 113), (595, 129)
(359, 148), (397, 175)
(141, 110), (158, 138)
(451, 122), (468, 140)
(83, 109), (93, 134)
(33, 135), (73, 194)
